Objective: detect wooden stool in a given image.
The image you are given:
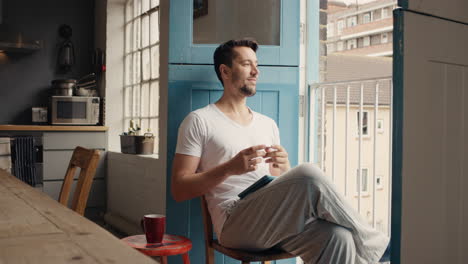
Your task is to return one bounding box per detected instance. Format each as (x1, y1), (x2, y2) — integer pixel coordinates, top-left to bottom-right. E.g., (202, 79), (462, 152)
(122, 234), (192, 264)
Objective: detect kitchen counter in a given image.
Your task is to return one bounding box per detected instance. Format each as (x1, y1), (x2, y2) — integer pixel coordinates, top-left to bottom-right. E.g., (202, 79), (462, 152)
(0, 125), (108, 131)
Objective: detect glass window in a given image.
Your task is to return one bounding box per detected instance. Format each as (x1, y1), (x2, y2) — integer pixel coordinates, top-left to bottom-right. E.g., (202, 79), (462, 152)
(376, 175), (384, 189)
(347, 39), (357, 50)
(347, 16), (357, 27)
(192, 0), (280, 45)
(381, 33), (388, 43)
(357, 111), (369, 136)
(377, 119), (384, 133)
(356, 168), (369, 193)
(363, 36), (370, 47)
(337, 20), (345, 34)
(124, 0), (160, 153)
(363, 12), (371, 23)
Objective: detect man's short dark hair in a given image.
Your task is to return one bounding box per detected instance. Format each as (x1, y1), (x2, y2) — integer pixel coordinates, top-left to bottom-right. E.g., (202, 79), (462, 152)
(213, 39), (258, 86)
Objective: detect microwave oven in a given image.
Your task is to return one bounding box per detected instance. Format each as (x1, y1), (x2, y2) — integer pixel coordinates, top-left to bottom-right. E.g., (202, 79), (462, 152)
(50, 96), (100, 125)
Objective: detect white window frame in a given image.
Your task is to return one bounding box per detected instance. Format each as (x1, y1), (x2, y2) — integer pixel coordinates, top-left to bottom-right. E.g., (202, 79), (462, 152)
(381, 32), (388, 44)
(363, 36), (370, 47)
(377, 119), (384, 133)
(376, 175), (384, 190)
(363, 12), (371, 24)
(357, 111), (369, 137)
(356, 168), (369, 195)
(382, 7), (389, 18)
(347, 16), (357, 27)
(124, 0), (160, 153)
(347, 38), (357, 50)
(337, 20), (345, 34)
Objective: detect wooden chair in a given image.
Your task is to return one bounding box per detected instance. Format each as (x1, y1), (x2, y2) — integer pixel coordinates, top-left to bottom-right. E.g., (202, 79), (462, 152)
(58, 146), (100, 215)
(200, 196), (294, 264)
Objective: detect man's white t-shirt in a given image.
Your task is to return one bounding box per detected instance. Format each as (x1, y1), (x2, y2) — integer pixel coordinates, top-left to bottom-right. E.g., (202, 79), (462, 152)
(175, 104), (280, 238)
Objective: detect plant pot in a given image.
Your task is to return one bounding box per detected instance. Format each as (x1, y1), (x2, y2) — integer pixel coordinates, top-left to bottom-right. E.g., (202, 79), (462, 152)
(120, 133), (154, 154)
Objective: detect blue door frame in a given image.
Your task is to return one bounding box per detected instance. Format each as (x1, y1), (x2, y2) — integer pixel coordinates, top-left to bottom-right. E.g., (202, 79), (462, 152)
(167, 1), (301, 263)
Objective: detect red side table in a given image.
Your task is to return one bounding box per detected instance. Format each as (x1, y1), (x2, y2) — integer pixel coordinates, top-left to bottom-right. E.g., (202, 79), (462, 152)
(122, 234), (192, 264)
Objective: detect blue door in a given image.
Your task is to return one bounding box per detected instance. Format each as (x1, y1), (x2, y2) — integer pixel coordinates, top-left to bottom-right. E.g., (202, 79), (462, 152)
(167, 1), (300, 263)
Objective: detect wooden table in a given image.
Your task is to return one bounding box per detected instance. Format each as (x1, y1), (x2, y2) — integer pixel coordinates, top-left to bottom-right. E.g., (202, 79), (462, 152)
(0, 169), (156, 264)
(122, 234), (192, 264)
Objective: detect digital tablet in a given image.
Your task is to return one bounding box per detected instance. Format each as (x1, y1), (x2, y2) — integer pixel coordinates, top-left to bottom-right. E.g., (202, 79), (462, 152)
(238, 175), (275, 199)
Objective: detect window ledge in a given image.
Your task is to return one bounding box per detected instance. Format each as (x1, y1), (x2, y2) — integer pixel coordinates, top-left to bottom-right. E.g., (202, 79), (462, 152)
(109, 151), (159, 160)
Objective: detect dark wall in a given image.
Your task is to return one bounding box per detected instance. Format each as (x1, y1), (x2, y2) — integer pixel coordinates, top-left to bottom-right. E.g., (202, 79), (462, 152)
(0, 0), (94, 124)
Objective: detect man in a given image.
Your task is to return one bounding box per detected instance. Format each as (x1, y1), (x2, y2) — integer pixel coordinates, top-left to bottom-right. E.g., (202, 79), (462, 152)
(172, 39), (389, 264)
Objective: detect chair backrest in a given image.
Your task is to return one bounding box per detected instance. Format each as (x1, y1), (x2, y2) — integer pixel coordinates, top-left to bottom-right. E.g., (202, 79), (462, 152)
(201, 195), (216, 264)
(58, 146), (100, 215)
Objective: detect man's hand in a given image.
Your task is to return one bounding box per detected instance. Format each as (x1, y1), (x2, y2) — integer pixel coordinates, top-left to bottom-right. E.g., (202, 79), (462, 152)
(226, 145), (267, 175)
(265, 144), (291, 175)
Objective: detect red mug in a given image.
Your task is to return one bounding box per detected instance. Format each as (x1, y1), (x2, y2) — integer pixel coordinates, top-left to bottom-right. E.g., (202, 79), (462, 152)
(140, 214), (166, 244)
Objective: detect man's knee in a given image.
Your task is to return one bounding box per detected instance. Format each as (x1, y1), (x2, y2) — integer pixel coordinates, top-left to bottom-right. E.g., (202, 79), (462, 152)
(292, 163), (331, 187)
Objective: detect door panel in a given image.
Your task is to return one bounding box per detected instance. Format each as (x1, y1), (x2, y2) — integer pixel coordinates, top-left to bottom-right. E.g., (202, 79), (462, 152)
(167, 64), (298, 264)
(400, 0), (468, 24)
(393, 9), (468, 264)
(169, 0), (299, 66)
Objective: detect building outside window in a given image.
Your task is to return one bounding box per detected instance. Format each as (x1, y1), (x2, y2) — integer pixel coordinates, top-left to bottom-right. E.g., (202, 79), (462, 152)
(363, 36), (370, 47)
(337, 41), (344, 51)
(363, 12), (372, 23)
(357, 168), (369, 194)
(347, 38), (357, 50)
(124, 0), (160, 152)
(376, 175), (384, 189)
(347, 16), (357, 27)
(377, 119), (384, 133)
(357, 111), (369, 136)
(327, 22), (335, 37)
(337, 19), (345, 34)
(382, 7), (389, 18)
(381, 32), (388, 43)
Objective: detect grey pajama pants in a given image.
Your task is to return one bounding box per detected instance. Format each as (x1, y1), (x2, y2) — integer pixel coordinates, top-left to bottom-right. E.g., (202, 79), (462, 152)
(219, 163), (389, 264)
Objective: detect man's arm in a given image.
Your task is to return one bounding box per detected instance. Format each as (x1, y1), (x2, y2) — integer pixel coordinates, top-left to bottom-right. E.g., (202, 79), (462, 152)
(171, 145), (267, 202)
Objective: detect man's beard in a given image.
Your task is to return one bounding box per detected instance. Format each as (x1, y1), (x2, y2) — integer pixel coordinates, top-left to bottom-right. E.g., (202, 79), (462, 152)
(240, 85), (256, 97)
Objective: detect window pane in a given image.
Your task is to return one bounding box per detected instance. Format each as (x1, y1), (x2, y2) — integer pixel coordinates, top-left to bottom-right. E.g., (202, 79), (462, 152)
(150, 0), (160, 8)
(133, 0), (141, 18)
(142, 48), (150, 81)
(133, 18), (141, 49)
(126, 0), (133, 22)
(124, 87), (132, 117)
(150, 11), (160, 44)
(142, 0), (150, 13)
(133, 51), (141, 84)
(193, 0), (280, 45)
(141, 83), (150, 117)
(151, 47), (159, 79)
(133, 85), (141, 117)
(125, 23), (132, 53)
(150, 81), (159, 116)
(142, 15), (149, 47)
(125, 55), (132, 86)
